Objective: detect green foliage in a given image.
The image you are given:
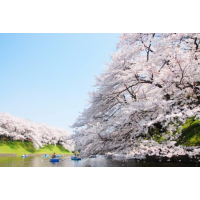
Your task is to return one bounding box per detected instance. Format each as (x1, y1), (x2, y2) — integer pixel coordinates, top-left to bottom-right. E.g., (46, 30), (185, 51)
(176, 117), (200, 146)
(148, 126), (165, 144)
(147, 117), (200, 146)
(0, 140), (71, 155)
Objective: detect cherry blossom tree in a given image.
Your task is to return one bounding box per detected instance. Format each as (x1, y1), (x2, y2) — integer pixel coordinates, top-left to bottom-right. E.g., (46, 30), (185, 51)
(0, 112), (74, 151)
(72, 33), (200, 157)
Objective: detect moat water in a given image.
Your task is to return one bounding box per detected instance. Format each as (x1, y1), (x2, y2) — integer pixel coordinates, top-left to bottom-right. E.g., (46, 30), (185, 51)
(0, 155), (198, 167)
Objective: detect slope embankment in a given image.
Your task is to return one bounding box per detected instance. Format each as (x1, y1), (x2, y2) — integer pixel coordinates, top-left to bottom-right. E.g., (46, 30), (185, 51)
(0, 141), (72, 156)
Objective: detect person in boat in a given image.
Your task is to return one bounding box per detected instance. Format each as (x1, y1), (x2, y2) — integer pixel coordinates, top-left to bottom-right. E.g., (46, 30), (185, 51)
(52, 152), (56, 158)
(74, 151), (79, 157)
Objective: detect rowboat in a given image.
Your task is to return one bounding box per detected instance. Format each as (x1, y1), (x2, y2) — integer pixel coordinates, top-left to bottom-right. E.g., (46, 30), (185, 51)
(57, 155), (61, 157)
(50, 158), (59, 162)
(42, 155), (49, 158)
(71, 156), (81, 160)
(21, 155), (28, 158)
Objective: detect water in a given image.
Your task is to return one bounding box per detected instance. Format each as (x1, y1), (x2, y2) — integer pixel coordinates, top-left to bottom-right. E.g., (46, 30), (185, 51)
(0, 155), (198, 167)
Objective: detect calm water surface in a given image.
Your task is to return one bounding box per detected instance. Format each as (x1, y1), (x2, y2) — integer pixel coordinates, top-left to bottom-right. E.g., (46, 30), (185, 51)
(0, 155), (198, 167)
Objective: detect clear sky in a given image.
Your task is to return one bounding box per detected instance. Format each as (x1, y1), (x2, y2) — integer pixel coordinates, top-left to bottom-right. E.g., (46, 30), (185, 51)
(0, 33), (120, 132)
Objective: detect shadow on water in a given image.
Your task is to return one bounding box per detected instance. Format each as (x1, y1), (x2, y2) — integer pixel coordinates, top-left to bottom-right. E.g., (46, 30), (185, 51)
(0, 155), (199, 167)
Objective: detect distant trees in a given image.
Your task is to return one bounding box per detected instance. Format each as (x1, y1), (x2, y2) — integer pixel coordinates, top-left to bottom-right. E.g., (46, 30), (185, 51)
(72, 33), (200, 157)
(0, 112), (74, 151)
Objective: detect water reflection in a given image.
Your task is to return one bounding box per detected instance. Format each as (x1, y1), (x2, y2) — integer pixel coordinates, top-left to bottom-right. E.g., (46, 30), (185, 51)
(0, 155), (198, 167)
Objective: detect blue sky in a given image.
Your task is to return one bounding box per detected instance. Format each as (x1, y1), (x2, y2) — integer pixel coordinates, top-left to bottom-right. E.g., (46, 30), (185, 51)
(0, 33), (120, 132)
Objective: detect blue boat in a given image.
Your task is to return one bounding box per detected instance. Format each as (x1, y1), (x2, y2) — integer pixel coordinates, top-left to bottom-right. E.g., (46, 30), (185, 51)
(57, 155), (61, 157)
(50, 158), (59, 162)
(42, 155), (49, 158)
(71, 156), (81, 160)
(21, 155), (28, 158)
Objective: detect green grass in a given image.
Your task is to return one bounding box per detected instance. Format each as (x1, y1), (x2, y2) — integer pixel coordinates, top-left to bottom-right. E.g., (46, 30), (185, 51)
(0, 140), (72, 156)
(147, 117), (200, 146)
(176, 117), (200, 146)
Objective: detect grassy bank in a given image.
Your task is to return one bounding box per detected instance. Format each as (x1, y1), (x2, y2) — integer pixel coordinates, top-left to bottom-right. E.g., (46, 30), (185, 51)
(176, 117), (200, 146)
(149, 117), (200, 146)
(0, 140), (72, 156)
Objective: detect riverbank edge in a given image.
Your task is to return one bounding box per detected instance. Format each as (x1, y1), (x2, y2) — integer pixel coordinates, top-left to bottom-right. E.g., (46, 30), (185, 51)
(0, 141), (72, 156)
(109, 154), (200, 166)
(111, 146), (200, 165)
(122, 154), (200, 165)
(100, 139), (200, 165)
(0, 153), (73, 157)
